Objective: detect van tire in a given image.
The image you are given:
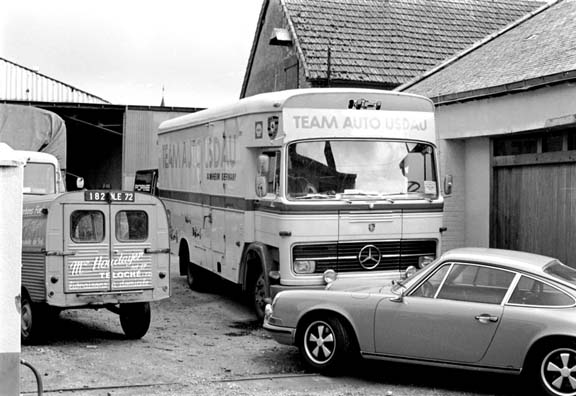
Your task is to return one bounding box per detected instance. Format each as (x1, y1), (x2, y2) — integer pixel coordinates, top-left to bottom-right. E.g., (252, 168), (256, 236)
(119, 302), (151, 339)
(21, 291), (39, 345)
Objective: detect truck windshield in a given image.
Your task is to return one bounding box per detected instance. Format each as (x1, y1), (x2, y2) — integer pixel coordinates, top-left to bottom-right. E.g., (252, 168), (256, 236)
(287, 140), (437, 200)
(23, 162), (56, 195)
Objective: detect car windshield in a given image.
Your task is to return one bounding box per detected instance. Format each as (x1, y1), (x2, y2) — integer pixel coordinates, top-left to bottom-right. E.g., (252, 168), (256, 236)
(23, 162), (56, 195)
(286, 140), (438, 200)
(544, 260), (576, 287)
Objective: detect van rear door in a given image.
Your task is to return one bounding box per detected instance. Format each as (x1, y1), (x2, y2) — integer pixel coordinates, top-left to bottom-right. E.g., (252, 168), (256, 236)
(63, 192), (160, 293)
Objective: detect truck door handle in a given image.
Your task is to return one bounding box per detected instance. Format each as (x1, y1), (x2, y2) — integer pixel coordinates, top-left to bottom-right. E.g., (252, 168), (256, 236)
(475, 314), (499, 323)
(144, 248), (170, 254)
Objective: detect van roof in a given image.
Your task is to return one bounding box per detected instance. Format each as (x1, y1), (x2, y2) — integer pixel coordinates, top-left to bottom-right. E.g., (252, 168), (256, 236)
(158, 88), (433, 134)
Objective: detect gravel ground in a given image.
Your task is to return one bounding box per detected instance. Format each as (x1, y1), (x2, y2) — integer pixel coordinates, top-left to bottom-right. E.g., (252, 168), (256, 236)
(19, 257), (524, 396)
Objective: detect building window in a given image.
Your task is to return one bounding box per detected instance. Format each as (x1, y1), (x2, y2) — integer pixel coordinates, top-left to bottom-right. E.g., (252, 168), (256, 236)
(493, 135), (538, 156)
(542, 133), (564, 152)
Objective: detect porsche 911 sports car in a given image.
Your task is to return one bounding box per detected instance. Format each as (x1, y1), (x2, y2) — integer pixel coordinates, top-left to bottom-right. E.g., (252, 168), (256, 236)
(264, 248), (576, 396)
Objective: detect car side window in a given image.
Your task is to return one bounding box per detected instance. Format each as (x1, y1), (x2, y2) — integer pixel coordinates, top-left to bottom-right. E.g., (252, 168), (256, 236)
(436, 263), (515, 304)
(410, 264), (450, 298)
(508, 276), (575, 307)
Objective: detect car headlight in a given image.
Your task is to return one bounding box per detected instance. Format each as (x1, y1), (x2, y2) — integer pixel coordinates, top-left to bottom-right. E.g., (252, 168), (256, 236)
(323, 269), (337, 284)
(293, 259), (316, 274)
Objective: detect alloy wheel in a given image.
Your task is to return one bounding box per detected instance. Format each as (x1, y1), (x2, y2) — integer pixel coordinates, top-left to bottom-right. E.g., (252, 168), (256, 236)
(304, 321), (336, 365)
(541, 347), (576, 396)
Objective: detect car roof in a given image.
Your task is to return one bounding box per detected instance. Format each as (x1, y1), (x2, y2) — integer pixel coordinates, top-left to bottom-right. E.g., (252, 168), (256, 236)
(440, 247), (556, 274)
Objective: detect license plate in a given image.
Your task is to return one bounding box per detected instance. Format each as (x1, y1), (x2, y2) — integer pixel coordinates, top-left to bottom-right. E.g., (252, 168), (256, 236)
(84, 191), (135, 202)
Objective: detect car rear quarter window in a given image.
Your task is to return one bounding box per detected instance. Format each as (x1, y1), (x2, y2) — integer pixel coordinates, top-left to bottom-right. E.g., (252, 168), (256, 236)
(436, 263), (515, 304)
(508, 276), (575, 307)
(116, 211), (148, 241)
(71, 210), (105, 243)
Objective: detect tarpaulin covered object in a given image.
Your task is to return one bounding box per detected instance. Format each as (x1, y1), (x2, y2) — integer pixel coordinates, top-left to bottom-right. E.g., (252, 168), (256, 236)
(0, 104), (66, 170)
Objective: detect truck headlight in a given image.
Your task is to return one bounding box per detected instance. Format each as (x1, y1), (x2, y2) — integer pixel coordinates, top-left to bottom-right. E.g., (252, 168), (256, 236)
(293, 259), (316, 274)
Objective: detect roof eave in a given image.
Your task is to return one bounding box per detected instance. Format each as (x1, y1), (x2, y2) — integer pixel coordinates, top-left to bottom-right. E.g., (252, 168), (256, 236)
(431, 70), (576, 106)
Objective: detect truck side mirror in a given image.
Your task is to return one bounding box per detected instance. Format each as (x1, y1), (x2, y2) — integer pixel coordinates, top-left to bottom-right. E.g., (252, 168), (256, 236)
(76, 177), (85, 190)
(255, 176), (268, 197)
(257, 155), (270, 176)
(444, 175), (453, 196)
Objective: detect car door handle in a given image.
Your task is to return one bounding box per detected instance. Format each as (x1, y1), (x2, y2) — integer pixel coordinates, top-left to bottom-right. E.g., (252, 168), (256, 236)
(475, 314), (499, 323)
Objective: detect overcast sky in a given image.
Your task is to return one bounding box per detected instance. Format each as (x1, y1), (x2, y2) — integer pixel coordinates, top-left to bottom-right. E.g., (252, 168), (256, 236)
(0, 0), (263, 108)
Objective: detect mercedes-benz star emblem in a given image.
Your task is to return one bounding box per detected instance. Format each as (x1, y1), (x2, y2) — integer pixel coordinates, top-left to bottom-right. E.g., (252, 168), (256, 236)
(358, 244), (381, 270)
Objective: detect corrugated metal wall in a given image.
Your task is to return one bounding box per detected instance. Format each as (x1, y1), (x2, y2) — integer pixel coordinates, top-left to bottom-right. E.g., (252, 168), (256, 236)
(1, 57), (109, 104)
(123, 109), (192, 189)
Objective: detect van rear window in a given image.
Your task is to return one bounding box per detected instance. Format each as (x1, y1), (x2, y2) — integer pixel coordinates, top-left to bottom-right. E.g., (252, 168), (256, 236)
(116, 211), (148, 241)
(71, 211), (105, 243)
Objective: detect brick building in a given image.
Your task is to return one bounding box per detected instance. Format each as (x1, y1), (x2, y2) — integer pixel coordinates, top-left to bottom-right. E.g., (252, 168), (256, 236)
(241, 0), (544, 97)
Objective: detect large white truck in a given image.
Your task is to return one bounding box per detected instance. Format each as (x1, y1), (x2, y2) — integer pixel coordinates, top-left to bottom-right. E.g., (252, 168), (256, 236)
(0, 104), (171, 343)
(157, 88), (448, 319)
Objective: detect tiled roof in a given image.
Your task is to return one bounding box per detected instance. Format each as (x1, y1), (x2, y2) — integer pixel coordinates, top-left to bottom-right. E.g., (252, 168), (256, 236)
(282, 0), (545, 86)
(401, 0), (576, 101)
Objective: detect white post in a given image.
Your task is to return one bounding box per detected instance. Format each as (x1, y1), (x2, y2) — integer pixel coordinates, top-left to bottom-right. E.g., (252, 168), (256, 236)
(0, 143), (25, 396)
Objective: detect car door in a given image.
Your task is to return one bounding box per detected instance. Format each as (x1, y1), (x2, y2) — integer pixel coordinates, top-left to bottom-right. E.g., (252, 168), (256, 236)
(374, 262), (515, 363)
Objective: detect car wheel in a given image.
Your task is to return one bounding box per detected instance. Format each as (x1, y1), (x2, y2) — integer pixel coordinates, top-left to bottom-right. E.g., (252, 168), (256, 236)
(251, 270), (268, 321)
(299, 316), (352, 374)
(533, 341), (576, 396)
(119, 302), (151, 339)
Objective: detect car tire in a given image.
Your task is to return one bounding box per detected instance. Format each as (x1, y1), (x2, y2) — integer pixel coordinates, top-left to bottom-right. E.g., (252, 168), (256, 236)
(530, 341), (576, 396)
(119, 302), (151, 339)
(298, 316), (353, 375)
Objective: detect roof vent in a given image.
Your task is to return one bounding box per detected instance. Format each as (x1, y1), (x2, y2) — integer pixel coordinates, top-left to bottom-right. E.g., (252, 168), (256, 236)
(269, 28), (292, 46)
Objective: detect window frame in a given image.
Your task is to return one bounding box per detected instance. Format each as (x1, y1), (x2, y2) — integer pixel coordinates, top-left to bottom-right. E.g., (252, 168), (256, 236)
(409, 261), (518, 305)
(70, 210), (106, 243)
(505, 273), (576, 308)
(115, 210), (149, 242)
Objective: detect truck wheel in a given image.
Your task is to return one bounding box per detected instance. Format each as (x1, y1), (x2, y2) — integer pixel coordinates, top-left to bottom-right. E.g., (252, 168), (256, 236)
(119, 302), (151, 339)
(251, 270), (268, 321)
(186, 262), (207, 291)
(21, 292), (38, 344)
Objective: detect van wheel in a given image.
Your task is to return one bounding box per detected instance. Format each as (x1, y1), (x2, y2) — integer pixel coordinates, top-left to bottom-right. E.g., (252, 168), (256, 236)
(119, 302), (151, 339)
(21, 292), (38, 344)
(251, 270), (268, 321)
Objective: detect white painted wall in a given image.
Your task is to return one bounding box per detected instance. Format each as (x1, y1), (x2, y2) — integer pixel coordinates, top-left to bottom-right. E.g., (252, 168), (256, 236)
(0, 143), (25, 396)
(435, 84), (576, 253)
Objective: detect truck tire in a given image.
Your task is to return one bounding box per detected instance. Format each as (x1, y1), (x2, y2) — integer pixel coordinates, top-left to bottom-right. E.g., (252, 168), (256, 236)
(119, 302), (151, 339)
(250, 269), (268, 321)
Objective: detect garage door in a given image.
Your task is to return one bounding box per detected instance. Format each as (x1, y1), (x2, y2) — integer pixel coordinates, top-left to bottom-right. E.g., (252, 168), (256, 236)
(491, 130), (576, 268)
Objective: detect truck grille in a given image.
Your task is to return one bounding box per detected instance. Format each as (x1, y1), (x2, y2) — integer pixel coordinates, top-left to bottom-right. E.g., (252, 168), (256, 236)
(292, 240), (437, 273)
